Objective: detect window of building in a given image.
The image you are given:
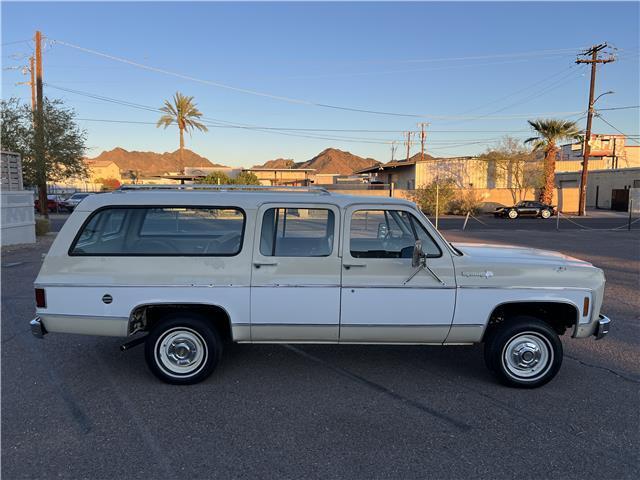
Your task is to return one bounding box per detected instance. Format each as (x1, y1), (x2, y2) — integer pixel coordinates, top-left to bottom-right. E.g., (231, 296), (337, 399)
(70, 206), (245, 256)
(260, 208), (335, 257)
(349, 209), (441, 259)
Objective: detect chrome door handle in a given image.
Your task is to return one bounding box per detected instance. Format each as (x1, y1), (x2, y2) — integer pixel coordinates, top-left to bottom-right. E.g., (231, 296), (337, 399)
(254, 261), (278, 268)
(343, 263), (367, 269)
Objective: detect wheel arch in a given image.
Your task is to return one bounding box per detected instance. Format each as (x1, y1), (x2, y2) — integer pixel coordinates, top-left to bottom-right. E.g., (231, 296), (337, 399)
(128, 302), (234, 342)
(482, 300), (580, 341)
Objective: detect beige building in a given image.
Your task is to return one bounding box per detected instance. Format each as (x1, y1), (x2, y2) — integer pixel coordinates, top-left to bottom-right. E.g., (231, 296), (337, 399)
(56, 159), (123, 191)
(558, 134), (640, 172)
(243, 168), (315, 186)
(556, 167), (640, 210)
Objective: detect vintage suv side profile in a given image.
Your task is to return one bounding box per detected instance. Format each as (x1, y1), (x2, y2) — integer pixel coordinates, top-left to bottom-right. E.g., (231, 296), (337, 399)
(30, 185), (611, 387)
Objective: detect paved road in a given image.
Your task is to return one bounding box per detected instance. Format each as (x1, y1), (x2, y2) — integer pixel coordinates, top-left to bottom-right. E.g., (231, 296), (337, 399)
(2, 228), (638, 479)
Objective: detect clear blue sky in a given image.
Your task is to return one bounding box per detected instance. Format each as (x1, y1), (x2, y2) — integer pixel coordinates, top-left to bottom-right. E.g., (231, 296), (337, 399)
(2, 1), (639, 167)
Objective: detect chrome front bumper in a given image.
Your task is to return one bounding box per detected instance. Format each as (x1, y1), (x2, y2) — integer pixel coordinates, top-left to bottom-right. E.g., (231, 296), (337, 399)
(594, 314), (611, 340)
(30, 317), (47, 338)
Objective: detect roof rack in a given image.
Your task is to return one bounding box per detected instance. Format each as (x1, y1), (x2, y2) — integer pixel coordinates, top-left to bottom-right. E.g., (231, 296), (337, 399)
(117, 184), (331, 194)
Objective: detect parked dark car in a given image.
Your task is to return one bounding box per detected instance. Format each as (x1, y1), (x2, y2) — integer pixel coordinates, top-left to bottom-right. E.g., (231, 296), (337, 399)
(494, 201), (556, 219)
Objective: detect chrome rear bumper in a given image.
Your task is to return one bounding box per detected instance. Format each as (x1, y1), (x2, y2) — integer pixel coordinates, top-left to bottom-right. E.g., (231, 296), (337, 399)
(30, 317), (47, 338)
(595, 314), (611, 340)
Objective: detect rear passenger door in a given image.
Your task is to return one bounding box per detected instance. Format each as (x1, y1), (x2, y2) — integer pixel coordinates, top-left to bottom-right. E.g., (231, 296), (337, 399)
(250, 203), (341, 342)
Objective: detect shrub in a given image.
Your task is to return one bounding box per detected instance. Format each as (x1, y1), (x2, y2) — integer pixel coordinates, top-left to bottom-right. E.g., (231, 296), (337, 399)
(411, 179), (456, 215)
(448, 189), (483, 215)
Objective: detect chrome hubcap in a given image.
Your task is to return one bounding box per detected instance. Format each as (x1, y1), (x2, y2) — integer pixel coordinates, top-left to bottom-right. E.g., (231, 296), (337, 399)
(502, 332), (552, 380)
(156, 328), (207, 377)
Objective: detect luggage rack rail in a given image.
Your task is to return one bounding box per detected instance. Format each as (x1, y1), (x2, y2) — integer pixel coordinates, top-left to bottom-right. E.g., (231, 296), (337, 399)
(117, 184), (331, 194)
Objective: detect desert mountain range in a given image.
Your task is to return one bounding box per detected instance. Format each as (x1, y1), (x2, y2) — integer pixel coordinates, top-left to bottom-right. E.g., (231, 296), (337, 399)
(87, 148), (224, 176)
(87, 147), (382, 177)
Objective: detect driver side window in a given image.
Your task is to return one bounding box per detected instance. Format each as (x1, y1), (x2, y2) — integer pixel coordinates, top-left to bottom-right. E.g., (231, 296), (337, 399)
(350, 209), (441, 259)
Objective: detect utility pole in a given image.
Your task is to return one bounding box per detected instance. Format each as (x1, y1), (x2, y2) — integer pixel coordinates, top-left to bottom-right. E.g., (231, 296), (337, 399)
(417, 122), (429, 162)
(390, 141), (398, 162)
(34, 31), (48, 218)
(404, 131), (413, 161)
(576, 43), (615, 216)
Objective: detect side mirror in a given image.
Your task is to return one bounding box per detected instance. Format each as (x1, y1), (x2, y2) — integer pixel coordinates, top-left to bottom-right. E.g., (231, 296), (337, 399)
(377, 223), (388, 239)
(412, 239), (426, 268)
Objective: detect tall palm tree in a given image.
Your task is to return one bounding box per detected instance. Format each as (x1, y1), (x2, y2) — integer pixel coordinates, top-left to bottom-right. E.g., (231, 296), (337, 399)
(525, 119), (582, 204)
(156, 92), (208, 172)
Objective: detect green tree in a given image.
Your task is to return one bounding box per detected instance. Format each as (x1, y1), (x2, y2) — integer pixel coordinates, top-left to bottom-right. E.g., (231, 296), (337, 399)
(411, 179), (456, 215)
(196, 170), (261, 186)
(197, 171), (232, 185)
(235, 171), (261, 185)
(156, 92), (208, 172)
(0, 97), (88, 187)
(525, 119), (581, 204)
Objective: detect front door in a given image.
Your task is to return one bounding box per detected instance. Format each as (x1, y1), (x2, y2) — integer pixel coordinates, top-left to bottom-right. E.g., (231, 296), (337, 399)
(250, 203), (341, 342)
(340, 205), (456, 343)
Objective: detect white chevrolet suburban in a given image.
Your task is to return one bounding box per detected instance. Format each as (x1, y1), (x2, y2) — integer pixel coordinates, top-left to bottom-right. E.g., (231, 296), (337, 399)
(31, 185), (611, 387)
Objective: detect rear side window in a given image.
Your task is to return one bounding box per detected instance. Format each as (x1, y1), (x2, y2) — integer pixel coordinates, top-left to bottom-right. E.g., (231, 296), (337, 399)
(259, 208), (334, 257)
(70, 206), (245, 256)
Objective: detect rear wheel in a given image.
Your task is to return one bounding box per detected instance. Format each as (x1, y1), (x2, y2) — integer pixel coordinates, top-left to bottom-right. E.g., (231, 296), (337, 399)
(144, 313), (222, 385)
(540, 209), (552, 219)
(484, 316), (562, 388)
(507, 209), (518, 219)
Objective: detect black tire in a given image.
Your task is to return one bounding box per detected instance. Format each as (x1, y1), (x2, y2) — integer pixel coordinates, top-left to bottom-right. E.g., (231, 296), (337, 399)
(484, 316), (562, 388)
(540, 209), (552, 219)
(144, 312), (222, 385)
(507, 209), (518, 219)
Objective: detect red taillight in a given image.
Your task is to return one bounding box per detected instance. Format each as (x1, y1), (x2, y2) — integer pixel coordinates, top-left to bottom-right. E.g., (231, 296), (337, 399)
(35, 288), (46, 308)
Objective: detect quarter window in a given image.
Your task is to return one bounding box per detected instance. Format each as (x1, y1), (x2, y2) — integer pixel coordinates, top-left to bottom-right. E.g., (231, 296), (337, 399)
(70, 206), (245, 256)
(260, 208), (334, 257)
(350, 209), (440, 259)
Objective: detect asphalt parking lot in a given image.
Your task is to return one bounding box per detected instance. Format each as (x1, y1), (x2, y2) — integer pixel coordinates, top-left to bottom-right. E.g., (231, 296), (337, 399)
(2, 222), (639, 479)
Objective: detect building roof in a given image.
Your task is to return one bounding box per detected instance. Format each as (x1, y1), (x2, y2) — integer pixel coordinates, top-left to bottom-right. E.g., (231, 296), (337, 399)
(243, 168), (316, 172)
(86, 160), (117, 168)
(355, 159), (417, 174)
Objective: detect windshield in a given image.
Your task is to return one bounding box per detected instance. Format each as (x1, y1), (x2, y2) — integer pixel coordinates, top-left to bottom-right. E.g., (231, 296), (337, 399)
(71, 193), (90, 199)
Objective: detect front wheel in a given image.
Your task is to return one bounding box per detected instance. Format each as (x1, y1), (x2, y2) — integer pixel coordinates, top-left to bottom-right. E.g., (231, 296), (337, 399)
(507, 209), (518, 219)
(484, 316), (563, 388)
(540, 209), (552, 219)
(144, 313), (222, 384)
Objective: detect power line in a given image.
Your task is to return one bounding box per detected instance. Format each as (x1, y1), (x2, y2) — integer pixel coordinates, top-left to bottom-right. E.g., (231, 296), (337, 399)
(273, 56), (576, 80)
(51, 38), (428, 118)
(1, 39), (31, 47)
(49, 38), (588, 121)
(595, 114), (640, 144)
(597, 105), (640, 111)
(442, 65), (587, 125)
(456, 65), (576, 115)
(47, 84), (563, 142)
(340, 47), (585, 66)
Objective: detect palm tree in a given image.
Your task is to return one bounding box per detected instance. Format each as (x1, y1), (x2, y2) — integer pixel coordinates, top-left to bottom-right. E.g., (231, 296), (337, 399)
(525, 119), (582, 204)
(156, 92), (208, 172)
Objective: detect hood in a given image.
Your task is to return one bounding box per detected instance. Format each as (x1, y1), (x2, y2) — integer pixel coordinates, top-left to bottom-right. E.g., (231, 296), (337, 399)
(452, 243), (592, 267)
